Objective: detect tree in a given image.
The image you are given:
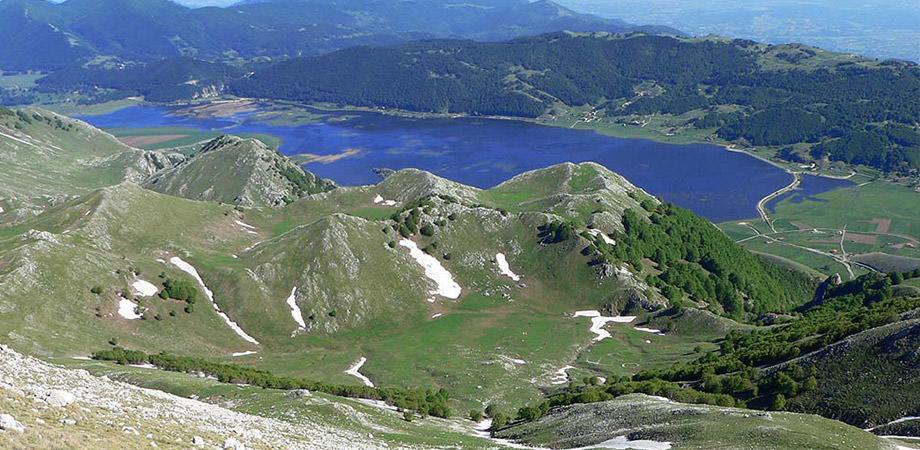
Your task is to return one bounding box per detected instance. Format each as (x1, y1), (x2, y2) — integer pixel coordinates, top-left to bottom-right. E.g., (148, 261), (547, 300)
(771, 394), (786, 411)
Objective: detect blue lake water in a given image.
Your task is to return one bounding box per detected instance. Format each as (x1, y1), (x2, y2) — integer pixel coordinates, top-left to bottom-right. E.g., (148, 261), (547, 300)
(80, 105), (850, 223)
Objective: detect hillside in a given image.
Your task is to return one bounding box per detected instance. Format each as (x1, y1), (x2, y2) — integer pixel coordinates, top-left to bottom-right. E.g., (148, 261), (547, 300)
(0, 107), (174, 220)
(497, 270), (920, 439)
(232, 32), (920, 173)
(495, 393), (895, 449)
(0, 113), (820, 414)
(1, 114), (918, 448)
(144, 135), (335, 207)
(0, 0), (672, 72)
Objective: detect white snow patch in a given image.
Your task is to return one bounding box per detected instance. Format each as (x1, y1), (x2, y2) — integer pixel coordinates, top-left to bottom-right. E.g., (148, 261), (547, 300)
(234, 220), (256, 230)
(551, 365), (575, 385)
(132, 280), (159, 297)
(373, 195), (397, 207)
(71, 356), (92, 361)
(431, 313), (443, 319)
(495, 253), (520, 281)
(587, 229), (616, 246)
(573, 310), (636, 342)
(117, 297), (143, 320)
(345, 357), (374, 387)
(285, 287), (307, 332)
(128, 363), (156, 370)
(634, 327), (665, 335)
(399, 239), (461, 300)
(356, 399), (398, 412)
(169, 256), (260, 345)
(591, 436), (671, 450)
(232, 351), (257, 357)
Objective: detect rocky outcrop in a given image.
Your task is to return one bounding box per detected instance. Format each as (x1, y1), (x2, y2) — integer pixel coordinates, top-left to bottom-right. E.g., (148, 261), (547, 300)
(0, 345), (386, 449)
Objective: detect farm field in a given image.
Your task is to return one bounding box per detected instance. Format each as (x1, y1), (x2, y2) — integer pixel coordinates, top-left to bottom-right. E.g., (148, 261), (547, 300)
(722, 180), (920, 278)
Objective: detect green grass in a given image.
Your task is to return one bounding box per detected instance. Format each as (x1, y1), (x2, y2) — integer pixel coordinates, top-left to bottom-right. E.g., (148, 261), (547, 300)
(723, 180), (920, 277)
(0, 73), (43, 89)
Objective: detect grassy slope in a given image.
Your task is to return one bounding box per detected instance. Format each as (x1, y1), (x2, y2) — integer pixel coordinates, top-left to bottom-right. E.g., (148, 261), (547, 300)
(496, 393), (897, 450)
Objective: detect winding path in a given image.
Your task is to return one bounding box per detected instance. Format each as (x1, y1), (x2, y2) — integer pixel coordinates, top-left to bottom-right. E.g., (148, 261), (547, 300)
(757, 172), (801, 233)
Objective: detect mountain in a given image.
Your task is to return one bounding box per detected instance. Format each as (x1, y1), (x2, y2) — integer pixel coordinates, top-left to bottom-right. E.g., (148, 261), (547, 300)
(0, 0), (675, 71)
(0, 109), (916, 448)
(144, 135), (335, 207)
(232, 32), (920, 173)
(0, 107), (173, 219)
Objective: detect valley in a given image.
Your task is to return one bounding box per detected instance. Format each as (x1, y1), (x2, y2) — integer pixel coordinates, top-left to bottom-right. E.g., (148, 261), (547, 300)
(1, 105), (919, 449)
(2, 2), (920, 447)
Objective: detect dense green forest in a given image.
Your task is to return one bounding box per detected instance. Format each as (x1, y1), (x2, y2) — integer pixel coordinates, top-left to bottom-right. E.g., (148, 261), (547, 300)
(232, 33), (920, 172)
(505, 270), (920, 431)
(579, 202), (817, 319)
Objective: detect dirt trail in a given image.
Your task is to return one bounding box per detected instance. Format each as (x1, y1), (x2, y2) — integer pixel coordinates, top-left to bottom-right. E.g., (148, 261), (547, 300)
(757, 172), (801, 233)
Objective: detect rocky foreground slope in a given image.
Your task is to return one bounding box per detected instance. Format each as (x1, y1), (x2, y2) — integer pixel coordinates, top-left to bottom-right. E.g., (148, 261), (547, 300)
(0, 345), (389, 449)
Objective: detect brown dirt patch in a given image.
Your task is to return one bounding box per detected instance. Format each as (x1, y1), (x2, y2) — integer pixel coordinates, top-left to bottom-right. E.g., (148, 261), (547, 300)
(871, 218), (892, 234)
(119, 134), (188, 147)
(845, 233), (878, 245)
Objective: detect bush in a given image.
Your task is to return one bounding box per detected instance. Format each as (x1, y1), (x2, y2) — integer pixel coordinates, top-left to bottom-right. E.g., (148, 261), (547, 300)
(420, 224), (435, 237)
(469, 410), (484, 422)
(491, 412), (509, 430)
(90, 286), (104, 295)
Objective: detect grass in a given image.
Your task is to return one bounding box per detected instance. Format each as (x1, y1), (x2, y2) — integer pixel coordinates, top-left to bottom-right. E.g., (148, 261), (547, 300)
(0, 73), (43, 90)
(105, 126), (280, 150)
(722, 180), (920, 278)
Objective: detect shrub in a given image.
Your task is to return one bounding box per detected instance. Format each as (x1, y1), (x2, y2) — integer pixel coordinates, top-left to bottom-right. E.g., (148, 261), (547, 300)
(90, 286), (104, 295)
(469, 410), (484, 422)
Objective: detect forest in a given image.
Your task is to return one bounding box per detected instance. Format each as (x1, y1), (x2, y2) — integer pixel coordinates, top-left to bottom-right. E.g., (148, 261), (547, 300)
(231, 33), (920, 172)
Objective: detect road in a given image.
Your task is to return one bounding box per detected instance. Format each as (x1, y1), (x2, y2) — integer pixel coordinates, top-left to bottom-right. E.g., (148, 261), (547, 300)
(757, 172), (801, 233)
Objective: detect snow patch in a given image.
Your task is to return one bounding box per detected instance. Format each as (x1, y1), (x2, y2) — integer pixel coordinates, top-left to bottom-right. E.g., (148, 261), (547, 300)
(551, 365), (575, 385)
(345, 357), (374, 387)
(285, 287), (307, 332)
(232, 351), (257, 357)
(634, 327), (665, 335)
(431, 313), (443, 319)
(587, 229), (616, 246)
(373, 195), (397, 207)
(495, 253), (520, 281)
(399, 239), (461, 300)
(132, 280), (159, 297)
(128, 363), (156, 370)
(591, 436), (671, 450)
(169, 256), (260, 345)
(117, 297), (142, 320)
(573, 310), (636, 342)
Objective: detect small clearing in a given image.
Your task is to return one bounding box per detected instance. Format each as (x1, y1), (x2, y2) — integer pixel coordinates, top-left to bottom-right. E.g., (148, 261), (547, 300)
(131, 279), (159, 297)
(345, 357), (374, 387)
(169, 256), (260, 345)
(399, 239), (461, 300)
(285, 287), (307, 332)
(573, 310), (636, 342)
(117, 297), (142, 320)
(495, 253), (521, 281)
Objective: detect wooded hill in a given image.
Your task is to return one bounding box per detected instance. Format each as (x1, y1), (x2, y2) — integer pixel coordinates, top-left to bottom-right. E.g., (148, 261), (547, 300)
(232, 32), (920, 173)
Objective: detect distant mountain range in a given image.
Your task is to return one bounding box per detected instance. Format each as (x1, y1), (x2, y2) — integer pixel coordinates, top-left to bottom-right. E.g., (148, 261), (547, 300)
(0, 0), (679, 71)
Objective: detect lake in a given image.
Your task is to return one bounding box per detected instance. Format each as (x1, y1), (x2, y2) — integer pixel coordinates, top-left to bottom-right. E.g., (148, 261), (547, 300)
(80, 104), (851, 223)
